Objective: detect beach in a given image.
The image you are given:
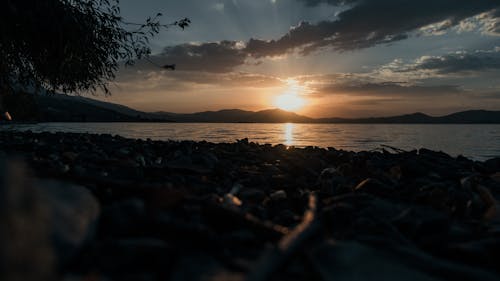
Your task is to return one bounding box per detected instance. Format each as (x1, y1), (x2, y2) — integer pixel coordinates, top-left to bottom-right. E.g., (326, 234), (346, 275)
(1, 130), (500, 280)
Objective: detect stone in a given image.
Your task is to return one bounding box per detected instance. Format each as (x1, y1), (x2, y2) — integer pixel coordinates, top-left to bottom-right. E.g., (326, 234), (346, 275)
(309, 241), (437, 281)
(222, 194), (243, 207)
(269, 190), (287, 201)
(62, 151), (78, 162)
(97, 238), (172, 273)
(0, 157), (99, 281)
(318, 167), (347, 195)
(100, 199), (145, 236)
(1, 131), (500, 280)
(354, 178), (394, 197)
(484, 158), (500, 174)
(239, 188), (266, 203)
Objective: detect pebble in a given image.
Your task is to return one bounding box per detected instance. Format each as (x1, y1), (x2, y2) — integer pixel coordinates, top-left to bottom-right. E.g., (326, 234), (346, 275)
(269, 190), (287, 201)
(1, 131), (499, 281)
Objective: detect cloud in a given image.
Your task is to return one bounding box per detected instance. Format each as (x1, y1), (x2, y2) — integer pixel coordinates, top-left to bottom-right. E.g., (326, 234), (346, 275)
(346, 98), (404, 106)
(472, 91), (500, 100)
(213, 3), (225, 12)
(290, 72), (464, 99)
(315, 81), (462, 97)
(380, 47), (500, 77)
(115, 68), (284, 92)
(168, 71), (283, 87)
(136, 1), (499, 73)
(246, 0), (500, 55)
(156, 41), (247, 73)
(454, 8), (500, 36)
(478, 8), (500, 36)
(298, 0), (357, 7)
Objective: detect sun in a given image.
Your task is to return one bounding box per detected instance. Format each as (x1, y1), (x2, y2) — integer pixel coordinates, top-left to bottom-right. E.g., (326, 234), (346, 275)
(274, 94), (305, 111)
(273, 79), (307, 111)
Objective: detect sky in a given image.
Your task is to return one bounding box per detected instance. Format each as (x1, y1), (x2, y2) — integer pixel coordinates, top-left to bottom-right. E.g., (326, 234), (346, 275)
(97, 0), (500, 118)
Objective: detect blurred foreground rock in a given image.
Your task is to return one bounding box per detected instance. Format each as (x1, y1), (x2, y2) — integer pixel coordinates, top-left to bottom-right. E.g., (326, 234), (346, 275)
(0, 131), (499, 280)
(0, 156), (99, 281)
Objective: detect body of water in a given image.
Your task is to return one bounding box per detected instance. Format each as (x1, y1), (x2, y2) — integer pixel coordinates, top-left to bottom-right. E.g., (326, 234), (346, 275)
(2, 122), (500, 160)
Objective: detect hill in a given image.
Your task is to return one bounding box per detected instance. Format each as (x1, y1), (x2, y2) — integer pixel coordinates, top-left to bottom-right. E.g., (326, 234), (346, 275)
(32, 94), (169, 122)
(5, 94), (500, 123)
(154, 108), (313, 123)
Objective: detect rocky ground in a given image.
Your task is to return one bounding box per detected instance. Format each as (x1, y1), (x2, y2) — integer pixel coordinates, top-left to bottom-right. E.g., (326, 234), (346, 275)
(1, 130), (500, 281)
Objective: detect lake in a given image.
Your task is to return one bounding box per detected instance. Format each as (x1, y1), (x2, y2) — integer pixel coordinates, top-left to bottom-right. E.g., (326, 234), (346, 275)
(2, 122), (500, 161)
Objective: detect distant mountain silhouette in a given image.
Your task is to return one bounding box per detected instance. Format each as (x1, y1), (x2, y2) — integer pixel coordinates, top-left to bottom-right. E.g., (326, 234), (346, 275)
(32, 94), (170, 122)
(14, 94), (500, 123)
(154, 108), (313, 123)
(318, 110), (500, 124)
(156, 109), (500, 124)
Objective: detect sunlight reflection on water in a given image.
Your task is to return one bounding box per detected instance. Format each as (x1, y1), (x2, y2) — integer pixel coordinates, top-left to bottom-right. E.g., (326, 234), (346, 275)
(284, 123), (293, 146)
(2, 122), (500, 160)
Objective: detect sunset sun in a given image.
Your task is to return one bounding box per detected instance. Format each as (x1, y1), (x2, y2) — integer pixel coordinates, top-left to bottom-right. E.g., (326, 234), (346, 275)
(274, 94), (305, 111)
(274, 79), (307, 111)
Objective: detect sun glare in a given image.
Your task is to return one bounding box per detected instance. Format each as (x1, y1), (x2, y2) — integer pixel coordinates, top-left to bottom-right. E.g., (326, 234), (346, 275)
(273, 79), (307, 111)
(274, 94), (305, 111)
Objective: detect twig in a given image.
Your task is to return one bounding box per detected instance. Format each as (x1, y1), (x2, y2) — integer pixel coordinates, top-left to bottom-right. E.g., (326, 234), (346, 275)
(246, 193), (321, 281)
(203, 203), (288, 242)
(380, 144), (408, 154)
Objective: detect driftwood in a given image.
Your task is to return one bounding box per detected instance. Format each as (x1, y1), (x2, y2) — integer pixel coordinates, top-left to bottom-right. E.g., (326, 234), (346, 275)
(247, 193), (321, 281)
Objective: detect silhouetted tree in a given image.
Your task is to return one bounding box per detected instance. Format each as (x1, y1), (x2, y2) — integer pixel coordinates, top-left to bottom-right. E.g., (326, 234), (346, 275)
(0, 0), (189, 99)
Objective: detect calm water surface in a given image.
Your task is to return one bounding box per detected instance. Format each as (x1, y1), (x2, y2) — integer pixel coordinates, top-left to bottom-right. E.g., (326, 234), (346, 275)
(2, 123), (500, 160)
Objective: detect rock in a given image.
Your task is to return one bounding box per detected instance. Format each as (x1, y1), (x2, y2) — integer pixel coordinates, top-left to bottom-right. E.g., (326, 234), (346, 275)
(100, 199), (145, 236)
(484, 158), (500, 174)
(193, 152), (219, 169)
(419, 148), (453, 160)
(354, 178), (394, 197)
(491, 172), (500, 183)
(389, 165), (402, 180)
(239, 188), (266, 203)
(222, 194), (243, 207)
(0, 158), (55, 281)
(135, 154), (146, 167)
(2, 131), (500, 280)
(97, 238), (173, 273)
(116, 147), (131, 157)
(0, 157), (99, 281)
(154, 157), (163, 165)
(446, 238), (500, 271)
(274, 209), (298, 225)
(476, 185), (500, 222)
(392, 206), (450, 245)
(62, 151), (78, 162)
(38, 179), (100, 263)
(309, 240), (499, 281)
(230, 183), (243, 195)
(269, 190), (287, 201)
(318, 167), (349, 195)
(309, 241), (437, 281)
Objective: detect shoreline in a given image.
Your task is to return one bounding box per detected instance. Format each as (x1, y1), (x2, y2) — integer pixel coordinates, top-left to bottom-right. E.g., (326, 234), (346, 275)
(1, 130), (500, 280)
(5, 120), (500, 124)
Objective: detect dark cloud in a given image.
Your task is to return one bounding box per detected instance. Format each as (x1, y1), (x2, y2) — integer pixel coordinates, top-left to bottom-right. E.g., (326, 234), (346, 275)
(133, 1), (499, 73)
(165, 71), (283, 87)
(157, 41), (247, 73)
(479, 8), (500, 35)
(245, 0), (499, 56)
(297, 0), (357, 7)
(471, 91), (500, 100)
(347, 98), (404, 106)
(315, 81), (462, 97)
(116, 69), (283, 90)
(395, 48), (500, 74)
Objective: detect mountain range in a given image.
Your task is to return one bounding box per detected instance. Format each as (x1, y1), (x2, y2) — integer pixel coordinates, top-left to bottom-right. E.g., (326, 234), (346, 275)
(13, 94), (500, 124)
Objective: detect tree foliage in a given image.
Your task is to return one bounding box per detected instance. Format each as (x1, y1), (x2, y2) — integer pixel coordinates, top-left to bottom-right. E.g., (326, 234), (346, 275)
(0, 0), (189, 96)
